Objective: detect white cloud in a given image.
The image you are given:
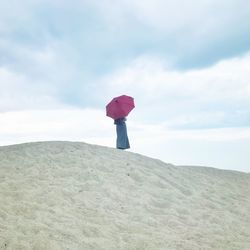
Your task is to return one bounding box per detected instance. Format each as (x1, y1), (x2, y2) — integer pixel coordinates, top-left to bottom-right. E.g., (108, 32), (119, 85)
(1, 0), (250, 124)
(89, 0), (250, 68)
(0, 66), (66, 111)
(1, 108), (250, 172)
(91, 0), (250, 39)
(102, 53), (250, 127)
(106, 53), (250, 98)
(0, 108), (113, 145)
(0, 39), (81, 111)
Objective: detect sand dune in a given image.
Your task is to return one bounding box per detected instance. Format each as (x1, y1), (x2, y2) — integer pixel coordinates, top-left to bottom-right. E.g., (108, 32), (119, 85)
(0, 141), (249, 250)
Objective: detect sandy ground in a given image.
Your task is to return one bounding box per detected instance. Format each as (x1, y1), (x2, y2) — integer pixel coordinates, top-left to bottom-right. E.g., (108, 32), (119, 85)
(0, 141), (249, 250)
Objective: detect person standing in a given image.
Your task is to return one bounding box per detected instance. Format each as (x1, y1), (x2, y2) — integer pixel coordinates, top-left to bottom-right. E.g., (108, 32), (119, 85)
(114, 117), (130, 150)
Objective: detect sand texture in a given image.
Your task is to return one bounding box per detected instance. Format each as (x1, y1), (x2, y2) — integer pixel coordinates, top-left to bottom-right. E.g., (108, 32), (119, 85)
(0, 141), (249, 250)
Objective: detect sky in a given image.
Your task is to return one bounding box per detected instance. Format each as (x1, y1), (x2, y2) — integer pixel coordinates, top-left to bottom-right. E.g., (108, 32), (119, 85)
(1, 0), (250, 172)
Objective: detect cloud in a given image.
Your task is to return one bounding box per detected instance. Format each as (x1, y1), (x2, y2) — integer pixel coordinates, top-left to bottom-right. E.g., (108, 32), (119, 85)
(1, 108), (250, 172)
(90, 0), (250, 68)
(1, 39), (250, 129)
(0, 43), (76, 111)
(2, 0), (250, 80)
(0, 66), (61, 111)
(0, 108), (113, 144)
(102, 53), (250, 128)
(1, 0), (250, 125)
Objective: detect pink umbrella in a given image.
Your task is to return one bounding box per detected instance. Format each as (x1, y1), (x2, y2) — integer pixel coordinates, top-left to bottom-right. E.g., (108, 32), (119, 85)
(106, 95), (135, 119)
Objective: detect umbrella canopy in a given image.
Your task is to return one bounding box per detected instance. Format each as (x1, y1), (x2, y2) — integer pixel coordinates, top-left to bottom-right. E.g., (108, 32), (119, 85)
(106, 95), (135, 119)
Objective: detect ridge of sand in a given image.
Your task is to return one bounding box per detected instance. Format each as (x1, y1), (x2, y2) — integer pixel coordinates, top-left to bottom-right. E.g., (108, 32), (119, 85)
(0, 141), (249, 250)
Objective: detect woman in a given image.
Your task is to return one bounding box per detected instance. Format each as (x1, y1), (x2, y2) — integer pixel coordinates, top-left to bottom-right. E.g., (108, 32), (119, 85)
(114, 117), (130, 150)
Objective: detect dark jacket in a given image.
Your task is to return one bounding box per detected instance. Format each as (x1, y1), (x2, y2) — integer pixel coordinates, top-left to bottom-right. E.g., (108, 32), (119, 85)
(114, 118), (130, 149)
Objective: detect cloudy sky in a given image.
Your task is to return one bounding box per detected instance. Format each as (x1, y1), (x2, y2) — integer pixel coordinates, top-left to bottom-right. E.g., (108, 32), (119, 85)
(1, 0), (250, 172)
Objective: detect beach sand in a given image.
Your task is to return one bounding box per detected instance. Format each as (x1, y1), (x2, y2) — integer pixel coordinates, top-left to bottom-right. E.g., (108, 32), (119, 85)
(0, 141), (249, 249)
